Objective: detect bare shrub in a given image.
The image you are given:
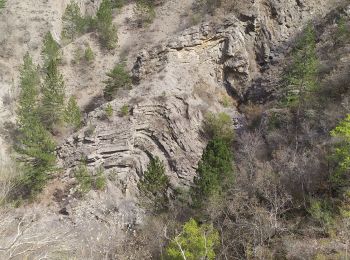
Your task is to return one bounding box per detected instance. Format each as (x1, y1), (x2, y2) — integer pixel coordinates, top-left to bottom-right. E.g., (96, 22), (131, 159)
(0, 156), (21, 205)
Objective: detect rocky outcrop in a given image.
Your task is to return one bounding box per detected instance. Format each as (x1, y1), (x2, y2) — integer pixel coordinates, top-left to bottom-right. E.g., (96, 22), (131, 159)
(58, 95), (208, 189)
(57, 0), (343, 217)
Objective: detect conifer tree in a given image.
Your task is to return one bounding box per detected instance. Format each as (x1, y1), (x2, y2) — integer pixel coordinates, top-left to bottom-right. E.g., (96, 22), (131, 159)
(96, 0), (118, 49)
(192, 113), (235, 206)
(64, 96), (82, 129)
(17, 54), (56, 196)
(17, 53), (40, 120)
(39, 59), (65, 130)
(285, 23), (318, 105)
(62, 1), (86, 41)
(42, 32), (61, 67)
(192, 137), (234, 205)
(138, 156), (169, 211)
(0, 0), (6, 10)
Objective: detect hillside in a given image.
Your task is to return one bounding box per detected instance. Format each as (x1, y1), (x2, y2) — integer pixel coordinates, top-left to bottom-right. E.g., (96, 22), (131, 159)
(0, 0), (350, 259)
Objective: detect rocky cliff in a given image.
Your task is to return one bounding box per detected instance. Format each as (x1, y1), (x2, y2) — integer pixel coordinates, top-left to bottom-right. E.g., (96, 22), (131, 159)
(0, 0), (348, 258)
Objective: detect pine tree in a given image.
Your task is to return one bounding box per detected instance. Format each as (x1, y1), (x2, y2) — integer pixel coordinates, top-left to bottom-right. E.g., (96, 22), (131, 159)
(0, 0), (6, 10)
(285, 23), (318, 106)
(192, 137), (234, 205)
(138, 156), (169, 211)
(192, 112), (235, 206)
(42, 32), (61, 67)
(96, 0), (118, 49)
(64, 96), (82, 129)
(62, 1), (87, 41)
(103, 63), (131, 100)
(16, 54), (56, 196)
(39, 59), (65, 130)
(17, 53), (40, 120)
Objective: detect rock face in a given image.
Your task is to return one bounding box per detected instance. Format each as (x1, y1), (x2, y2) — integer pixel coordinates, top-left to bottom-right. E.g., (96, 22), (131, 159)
(58, 0), (339, 192)
(57, 0), (343, 218)
(58, 26), (246, 190)
(0, 0), (345, 258)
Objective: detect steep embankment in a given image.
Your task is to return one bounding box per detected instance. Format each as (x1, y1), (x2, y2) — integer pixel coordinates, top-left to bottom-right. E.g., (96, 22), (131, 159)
(0, 0), (348, 259)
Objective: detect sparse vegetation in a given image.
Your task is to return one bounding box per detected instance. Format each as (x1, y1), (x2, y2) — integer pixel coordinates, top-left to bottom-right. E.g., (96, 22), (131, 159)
(84, 124), (96, 137)
(103, 63), (132, 100)
(120, 104), (129, 116)
(111, 0), (125, 9)
(74, 163), (93, 193)
(3, 2), (350, 259)
(95, 167), (107, 190)
(203, 112), (234, 143)
(0, 158), (22, 205)
(84, 45), (95, 63)
(73, 45), (95, 65)
(105, 103), (113, 118)
(134, 0), (156, 25)
(75, 164), (107, 193)
(335, 16), (350, 45)
(61, 0), (118, 49)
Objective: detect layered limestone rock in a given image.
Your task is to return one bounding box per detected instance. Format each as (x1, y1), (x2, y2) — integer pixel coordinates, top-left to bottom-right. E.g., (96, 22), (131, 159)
(57, 0), (344, 214)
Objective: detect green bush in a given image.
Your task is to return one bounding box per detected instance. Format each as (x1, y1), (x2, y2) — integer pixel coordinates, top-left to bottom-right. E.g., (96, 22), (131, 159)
(103, 63), (131, 100)
(95, 167), (107, 190)
(134, 0), (156, 25)
(61, 0), (118, 49)
(72, 47), (84, 64)
(120, 104), (129, 116)
(204, 112), (234, 143)
(105, 103), (113, 118)
(72, 45), (95, 65)
(335, 16), (350, 45)
(330, 114), (350, 187)
(138, 156), (169, 211)
(75, 164), (107, 193)
(75, 163), (93, 193)
(166, 218), (219, 260)
(96, 0), (118, 49)
(64, 96), (82, 129)
(308, 198), (334, 229)
(111, 0), (125, 8)
(84, 45), (95, 63)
